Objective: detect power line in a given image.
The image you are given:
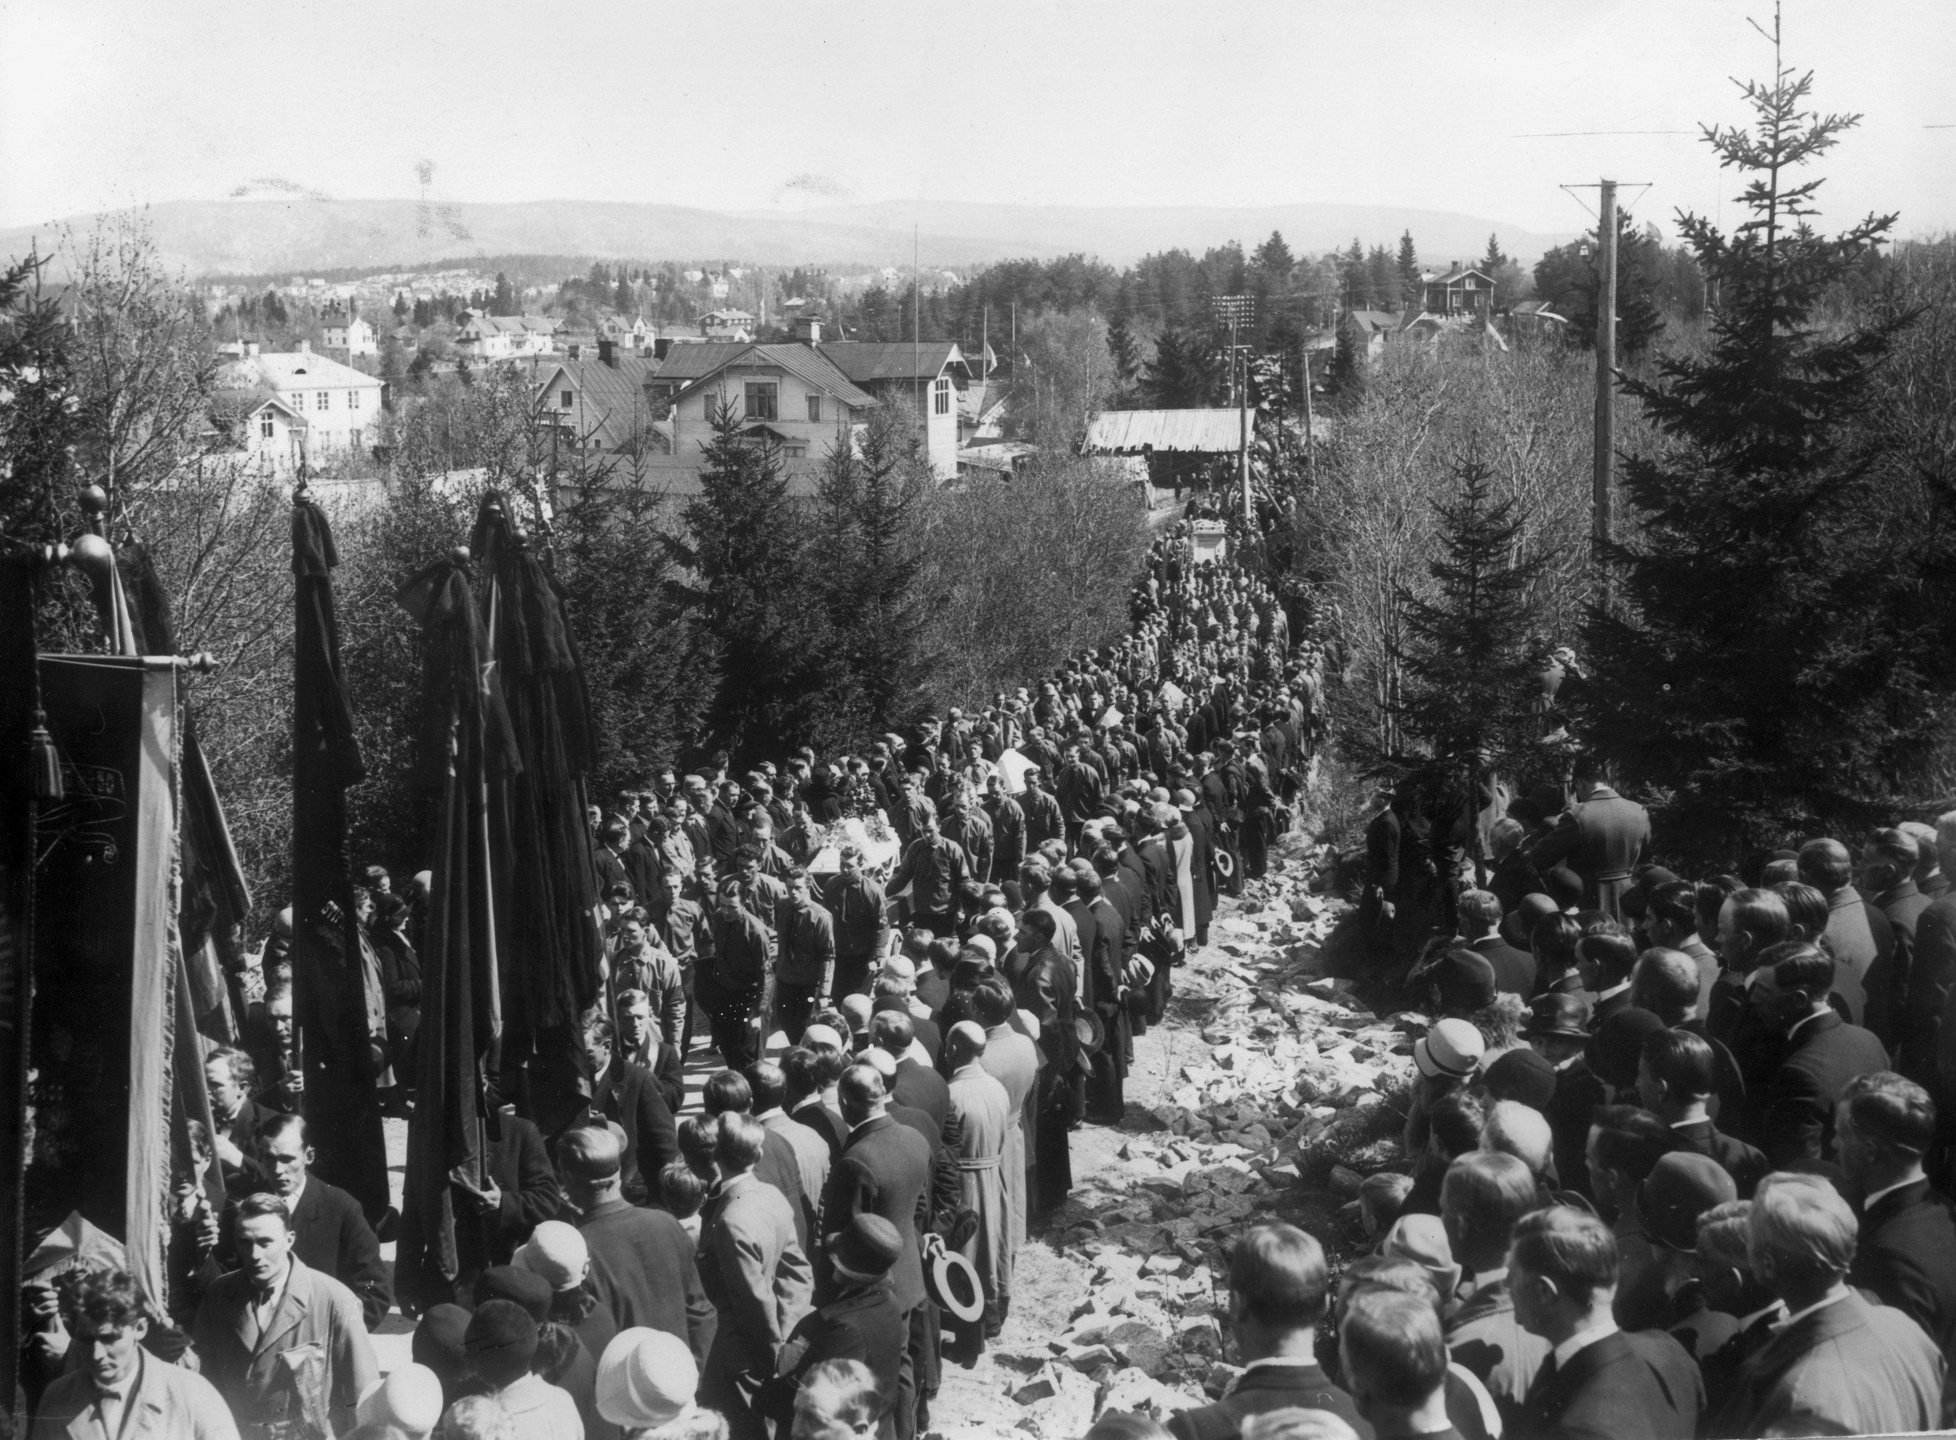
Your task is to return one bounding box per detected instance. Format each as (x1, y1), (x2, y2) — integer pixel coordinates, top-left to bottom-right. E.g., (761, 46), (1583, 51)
(1515, 129), (1693, 138)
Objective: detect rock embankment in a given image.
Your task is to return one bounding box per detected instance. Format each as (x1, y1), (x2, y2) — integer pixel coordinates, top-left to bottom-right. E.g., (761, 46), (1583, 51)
(930, 834), (1427, 1439)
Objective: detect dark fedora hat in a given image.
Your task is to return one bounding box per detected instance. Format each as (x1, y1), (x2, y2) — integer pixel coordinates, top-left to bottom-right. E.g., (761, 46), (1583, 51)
(1501, 893), (1560, 950)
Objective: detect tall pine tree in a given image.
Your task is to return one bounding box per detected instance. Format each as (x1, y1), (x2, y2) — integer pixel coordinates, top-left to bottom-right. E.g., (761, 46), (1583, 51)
(663, 403), (826, 757)
(811, 409), (940, 745)
(1393, 454), (1548, 804)
(1581, 58), (1956, 863)
(1397, 231), (1421, 307)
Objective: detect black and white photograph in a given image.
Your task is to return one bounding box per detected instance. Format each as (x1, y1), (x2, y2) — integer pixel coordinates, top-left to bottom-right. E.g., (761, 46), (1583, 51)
(2, 2), (1954, 1436)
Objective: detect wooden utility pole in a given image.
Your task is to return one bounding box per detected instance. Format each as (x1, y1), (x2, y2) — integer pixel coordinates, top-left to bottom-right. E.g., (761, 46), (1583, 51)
(1593, 177), (1618, 600)
(1300, 344), (1316, 486)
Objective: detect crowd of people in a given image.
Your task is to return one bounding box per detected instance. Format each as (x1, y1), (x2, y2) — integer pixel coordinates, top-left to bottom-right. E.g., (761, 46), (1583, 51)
(22, 520), (1326, 1440)
(1258, 759), (1956, 1440)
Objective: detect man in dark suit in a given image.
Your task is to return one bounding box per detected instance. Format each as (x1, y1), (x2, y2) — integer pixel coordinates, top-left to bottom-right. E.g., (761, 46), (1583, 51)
(1751, 944), (1891, 1165)
(1799, 836), (1897, 1030)
(1907, 816), (1956, 1088)
(592, 817), (633, 900)
(1169, 1224), (1365, 1440)
(785, 1042), (849, 1165)
(1487, 817), (1546, 917)
(251, 1114), (392, 1329)
(873, 1010), (950, 1134)
(204, 1046), (281, 1191)
(1837, 1071), (1956, 1385)
(434, 1102), (563, 1305)
(822, 1062), (935, 1440)
(1460, 889), (1535, 997)
(1341, 1286), (1464, 1440)
(1708, 1173), (1943, 1437)
(1635, 1028), (1767, 1197)
(1522, 756), (1650, 921)
(1507, 1206), (1702, 1440)
(760, 1215), (907, 1438)
(559, 1124), (714, 1363)
(1864, 827), (1932, 1048)
(576, 1013), (679, 1206)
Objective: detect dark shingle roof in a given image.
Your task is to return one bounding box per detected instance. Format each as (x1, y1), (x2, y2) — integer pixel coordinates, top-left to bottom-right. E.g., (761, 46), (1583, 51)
(532, 355), (662, 450)
(819, 340), (965, 384)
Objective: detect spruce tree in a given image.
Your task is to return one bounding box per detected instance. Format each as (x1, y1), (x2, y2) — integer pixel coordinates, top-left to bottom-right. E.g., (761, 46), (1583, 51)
(614, 273), (634, 312)
(1397, 231), (1420, 307)
(1139, 330), (1223, 408)
(663, 403), (826, 756)
(811, 409), (939, 745)
(492, 271), (517, 316)
(1253, 230), (1295, 279)
(1395, 454), (1548, 793)
(1343, 238), (1370, 308)
(1581, 59), (1955, 862)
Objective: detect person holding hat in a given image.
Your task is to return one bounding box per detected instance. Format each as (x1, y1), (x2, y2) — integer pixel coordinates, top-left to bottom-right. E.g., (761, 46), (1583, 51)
(758, 1216), (905, 1437)
(595, 1329), (718, 1440)
(463, 1299), (581, 1440)
(943, 1020), (1014, 1338)
(820, 1064), (933, 1440)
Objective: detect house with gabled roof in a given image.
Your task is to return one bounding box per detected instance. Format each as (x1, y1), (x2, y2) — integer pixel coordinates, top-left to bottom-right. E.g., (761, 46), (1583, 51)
(455, 312), (561, 359)
(661, 340), (875, 464)
(528, 343), (671, 458)
(811, 324), (972, 478)
(214, 341), (383, 458)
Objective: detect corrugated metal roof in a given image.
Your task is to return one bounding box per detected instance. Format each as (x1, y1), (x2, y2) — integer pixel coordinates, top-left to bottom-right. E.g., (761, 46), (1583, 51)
(1082, 409), (1248, 455)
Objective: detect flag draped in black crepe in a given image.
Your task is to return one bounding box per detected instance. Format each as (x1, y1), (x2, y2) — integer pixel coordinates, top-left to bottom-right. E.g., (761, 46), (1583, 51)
(468, 494), (602, 1115)
(396, 548), (515, 1304)
(291, 497), (389, 1220)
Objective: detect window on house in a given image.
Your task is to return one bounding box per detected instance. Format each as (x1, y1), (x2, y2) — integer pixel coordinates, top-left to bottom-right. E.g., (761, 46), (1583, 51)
(807, 394), (822, 422)
(745, 383), (777, 421)
(785, 445), (807, 458)
(260, 415), (275, 439)
(934, 376), (951, 415)
(705, 392), (720, 420)
(561, 389), (574, 410)
(316, 391), (330, 411)
(350, 389), (362, 411)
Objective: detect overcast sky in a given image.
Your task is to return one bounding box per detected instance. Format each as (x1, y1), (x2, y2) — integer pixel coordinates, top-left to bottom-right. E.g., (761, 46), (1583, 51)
(3, 0), (1950, 239)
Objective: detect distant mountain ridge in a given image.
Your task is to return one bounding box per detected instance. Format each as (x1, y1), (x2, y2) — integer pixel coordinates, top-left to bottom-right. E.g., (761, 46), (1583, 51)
(0, 196), (1576, 280)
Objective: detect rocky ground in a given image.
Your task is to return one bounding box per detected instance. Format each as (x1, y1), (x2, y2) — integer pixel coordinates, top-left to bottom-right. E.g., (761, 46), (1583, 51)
(928, 831), (1419, 1440)
(374, 830), (1421, 1438)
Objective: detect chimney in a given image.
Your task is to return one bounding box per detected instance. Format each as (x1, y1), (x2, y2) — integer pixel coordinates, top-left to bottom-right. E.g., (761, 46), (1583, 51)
(792, 314), (822, 346)
(298, 339), (311, 355)
(597, 337), (617, 367)
(246, 342), (260, 358)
